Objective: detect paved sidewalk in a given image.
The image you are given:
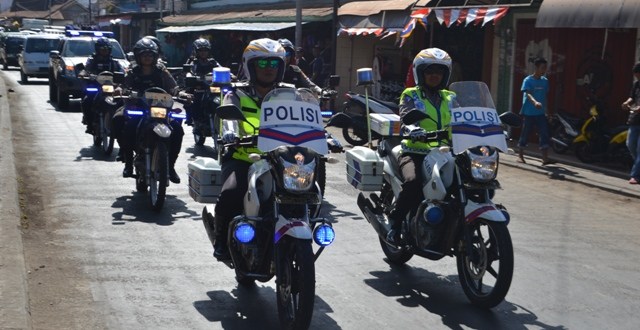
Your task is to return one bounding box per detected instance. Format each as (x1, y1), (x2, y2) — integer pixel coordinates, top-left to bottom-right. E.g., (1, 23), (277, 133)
(500, 143), (640, 199)
(0, 76), (31, 329)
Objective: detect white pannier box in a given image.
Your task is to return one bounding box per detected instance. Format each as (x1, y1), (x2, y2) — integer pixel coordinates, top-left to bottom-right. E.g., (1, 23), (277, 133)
(188, 157), (223, 203)
(370, 113), (401, 136)
(346, 146), (384, 191)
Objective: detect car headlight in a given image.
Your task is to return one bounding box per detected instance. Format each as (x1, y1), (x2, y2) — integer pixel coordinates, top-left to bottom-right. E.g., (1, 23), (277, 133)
(467, 146), (498, 182)
(150, 107), (167, 119)
(281, 156), (316, 192)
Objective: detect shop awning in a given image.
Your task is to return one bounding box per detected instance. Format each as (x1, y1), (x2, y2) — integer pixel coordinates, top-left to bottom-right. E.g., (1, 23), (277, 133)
(156, 22), (299, 33)
(535, 0), (640, 28)
(158, 6), (332, 26)
(338, 11), (410, 36)
(339, 0), (417, 16)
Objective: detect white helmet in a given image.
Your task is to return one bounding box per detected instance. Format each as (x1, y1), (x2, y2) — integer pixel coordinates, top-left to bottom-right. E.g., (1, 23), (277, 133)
(412, 48), (452, 89)
(242, 38), (286, 84)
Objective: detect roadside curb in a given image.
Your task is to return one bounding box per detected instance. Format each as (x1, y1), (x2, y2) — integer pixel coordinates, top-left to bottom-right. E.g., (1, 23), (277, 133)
(500, 153), (640, 200)
(0, 73), (32, 329)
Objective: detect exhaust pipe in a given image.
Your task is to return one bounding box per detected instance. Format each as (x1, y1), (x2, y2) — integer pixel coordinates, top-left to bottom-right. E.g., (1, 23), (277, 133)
(357, 192), (390, 240)
(551, 137), (569, 147)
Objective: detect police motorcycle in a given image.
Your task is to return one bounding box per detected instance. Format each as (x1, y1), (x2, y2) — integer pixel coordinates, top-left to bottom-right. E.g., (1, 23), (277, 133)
(122, 87), (187, 211)
(78, 64), (123, 155)
(350, 81), (520, 308)
(198, 88), (337, 329)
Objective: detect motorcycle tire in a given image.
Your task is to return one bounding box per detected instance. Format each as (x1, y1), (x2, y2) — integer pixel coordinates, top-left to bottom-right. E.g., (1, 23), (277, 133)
(318, 160), (326, 196)
(100, 115), (114, 155)
(136, 175), (147, 193)
(56, 83), (69, 110)
(574, 141), (596, 163)
(456, 219), (513, 308)
(276, 238), (315, 330)
(20, 69), (28, 84)
(149, 143), (168, 212)
(551, 125), (570, 154)
(342, 126), (367, 146)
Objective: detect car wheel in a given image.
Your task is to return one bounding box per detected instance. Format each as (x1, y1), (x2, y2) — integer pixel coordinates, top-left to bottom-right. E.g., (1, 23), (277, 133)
(57, 83), (69, 110)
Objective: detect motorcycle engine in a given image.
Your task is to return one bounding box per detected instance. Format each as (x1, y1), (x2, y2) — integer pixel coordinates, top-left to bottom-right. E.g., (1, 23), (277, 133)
(410, 203), (443, 250)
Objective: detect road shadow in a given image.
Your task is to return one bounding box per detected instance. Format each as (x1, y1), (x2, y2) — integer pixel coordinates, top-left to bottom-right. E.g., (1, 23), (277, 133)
(363, 265), (566, 330)
(110, 192), (199, 226)
(194, 285), (340, 329)
(74, 146), (118, 162)
(317, 199), (360, 224)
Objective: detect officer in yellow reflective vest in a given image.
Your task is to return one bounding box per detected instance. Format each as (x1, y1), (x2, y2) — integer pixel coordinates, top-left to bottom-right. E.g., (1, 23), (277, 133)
(204, 38), (289, 260)
(387, 48), (455, 245)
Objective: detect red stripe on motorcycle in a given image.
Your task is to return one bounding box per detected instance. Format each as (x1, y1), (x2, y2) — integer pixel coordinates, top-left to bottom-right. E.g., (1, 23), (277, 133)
(464, 205), (496, 223)
(274, 221), (306, 243)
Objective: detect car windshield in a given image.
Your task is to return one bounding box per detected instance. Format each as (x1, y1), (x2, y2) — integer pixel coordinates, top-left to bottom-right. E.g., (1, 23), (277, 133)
(62, 39), (125, 59)
(5, 37), (25, 52)
(26, 38), (61, 52)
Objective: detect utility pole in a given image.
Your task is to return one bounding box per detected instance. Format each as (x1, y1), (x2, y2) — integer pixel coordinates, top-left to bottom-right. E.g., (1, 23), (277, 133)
(295, 0), (302, 49)
(331, 0), (338, 75)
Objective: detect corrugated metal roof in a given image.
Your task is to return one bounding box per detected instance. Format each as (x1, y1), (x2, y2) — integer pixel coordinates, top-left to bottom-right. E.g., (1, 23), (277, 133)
(536, 0), (640, 28)
(339, 0), (417, 16)
(159, 6), (332, 26)
(156, 22), (301, 33)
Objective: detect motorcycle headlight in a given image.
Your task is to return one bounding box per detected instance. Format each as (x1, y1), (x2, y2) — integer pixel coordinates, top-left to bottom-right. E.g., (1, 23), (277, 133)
(102, 85), (114, 93)
(150, 107), (167, 119)
(209, 86), (220, 93)
(467, 146), (498, 182)
(281, 156), (316, 192)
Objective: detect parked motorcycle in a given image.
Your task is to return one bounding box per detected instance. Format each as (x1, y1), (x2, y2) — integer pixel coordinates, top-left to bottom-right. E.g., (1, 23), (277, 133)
(124, 87), (187, 211)
(548, 110), (582, 154)
(328, 91), (399, 146)
(349, 81), (519, 308)
(573, 105), (632, 166)
(200, 88), (337, 329)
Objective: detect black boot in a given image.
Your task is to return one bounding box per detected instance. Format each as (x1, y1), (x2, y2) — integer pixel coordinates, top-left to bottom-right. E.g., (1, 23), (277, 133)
(122, 152), (134, 178)
(213, 215), (230, 261)
(169, 167), (181, 184)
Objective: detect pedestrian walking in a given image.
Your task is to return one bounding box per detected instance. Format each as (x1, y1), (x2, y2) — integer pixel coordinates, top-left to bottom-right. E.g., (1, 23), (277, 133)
(517, 57), (554, 165)
(621, 62), (640, 184)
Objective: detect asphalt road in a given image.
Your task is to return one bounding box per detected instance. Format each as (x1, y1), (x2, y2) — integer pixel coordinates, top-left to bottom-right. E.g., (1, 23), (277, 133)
(2, 69), (640, 330)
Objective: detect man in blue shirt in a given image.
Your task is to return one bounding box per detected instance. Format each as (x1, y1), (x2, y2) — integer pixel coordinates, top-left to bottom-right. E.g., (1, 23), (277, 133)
(517, 57), (553, 165)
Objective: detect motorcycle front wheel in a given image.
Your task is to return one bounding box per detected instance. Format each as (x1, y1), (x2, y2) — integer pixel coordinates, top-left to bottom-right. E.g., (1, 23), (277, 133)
(342, 126), (367, 146)
(100, 113), (114, 155)
(276, 238), (315, 330)
(574, 141), (596, 163)
(456, 219), (513, 308)
(149, 143), (168, 212)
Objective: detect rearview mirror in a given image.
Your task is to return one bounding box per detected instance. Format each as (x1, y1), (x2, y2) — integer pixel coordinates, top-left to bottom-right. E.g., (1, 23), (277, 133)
(182, 63), (191, 73)
(328, 75), (340, 88)
(325, 113), (352, 129)
(216, 104), (246, 121)
(113, 72), (124, 84)
(499, 112), (522, 128)
(185, 76), (197, 88)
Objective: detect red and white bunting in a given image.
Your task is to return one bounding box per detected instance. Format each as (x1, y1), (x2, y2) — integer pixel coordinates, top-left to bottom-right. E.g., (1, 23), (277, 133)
(434, 7), (509, 27)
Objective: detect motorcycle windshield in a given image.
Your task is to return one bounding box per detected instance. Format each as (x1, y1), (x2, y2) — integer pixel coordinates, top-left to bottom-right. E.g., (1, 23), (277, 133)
(448, 81), (507, 154)
(258, 88), (328, 155)
(143, 91), (174, 109)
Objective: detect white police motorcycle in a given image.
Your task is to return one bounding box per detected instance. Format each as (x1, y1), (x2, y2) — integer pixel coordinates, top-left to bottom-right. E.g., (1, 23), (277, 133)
(198, 88), (336, 329)
(354, 81), (521, 308)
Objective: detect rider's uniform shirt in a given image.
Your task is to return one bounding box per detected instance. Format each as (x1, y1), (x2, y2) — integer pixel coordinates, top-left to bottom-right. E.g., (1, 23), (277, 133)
(188, 57), (221, 77)
(399, 87), (454, 154)
(85, 54), (123, 74)
(125, 64), (179, 95)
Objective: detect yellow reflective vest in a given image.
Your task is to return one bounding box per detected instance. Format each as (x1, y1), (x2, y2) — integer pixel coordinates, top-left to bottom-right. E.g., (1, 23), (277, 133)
(400, 87), (455, 154)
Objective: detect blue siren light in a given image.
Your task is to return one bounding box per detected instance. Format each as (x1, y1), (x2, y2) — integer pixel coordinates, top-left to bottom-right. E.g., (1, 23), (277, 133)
(85, 87), (99, 92)
(234, 223), (255, 243)
(313, 224), (335, 246)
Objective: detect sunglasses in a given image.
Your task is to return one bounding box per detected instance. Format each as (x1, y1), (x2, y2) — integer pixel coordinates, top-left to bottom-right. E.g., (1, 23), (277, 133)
(424, 67), (445, 75)
(256, 59), (280, 69)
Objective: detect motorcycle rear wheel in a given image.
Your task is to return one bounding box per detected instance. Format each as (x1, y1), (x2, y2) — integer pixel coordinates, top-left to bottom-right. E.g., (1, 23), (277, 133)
(342, 126), (367, 146)
(149, 143), (168, 212)
(276, 238), (315, 330)
(456, 219), (513, 308)
(551, 125), (570, 154)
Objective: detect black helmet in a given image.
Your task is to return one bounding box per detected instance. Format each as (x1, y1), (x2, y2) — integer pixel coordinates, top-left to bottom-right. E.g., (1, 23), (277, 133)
(142, 35), (162, 54)
(133, 37), (159, 63)
(278, 38), (295, 54)
(94, 37), (112, 54)
(193, 38), (211, 52)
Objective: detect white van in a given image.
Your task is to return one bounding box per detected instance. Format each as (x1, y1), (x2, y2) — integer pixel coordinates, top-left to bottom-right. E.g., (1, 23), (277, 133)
(19, 34), (63, 83)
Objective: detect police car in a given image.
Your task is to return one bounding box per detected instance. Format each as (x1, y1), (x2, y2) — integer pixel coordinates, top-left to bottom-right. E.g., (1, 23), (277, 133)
(48, 30), (129, 110)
